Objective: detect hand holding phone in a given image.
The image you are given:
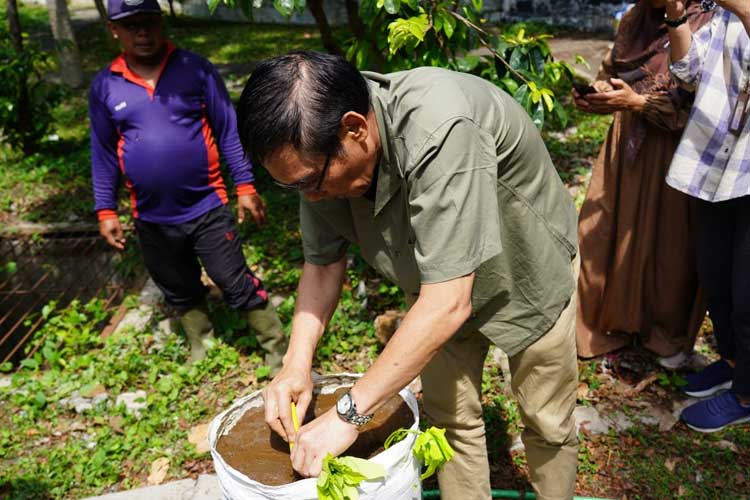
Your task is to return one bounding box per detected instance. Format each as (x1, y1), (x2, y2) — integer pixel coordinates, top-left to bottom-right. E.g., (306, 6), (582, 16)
(573, 83), (598, 96)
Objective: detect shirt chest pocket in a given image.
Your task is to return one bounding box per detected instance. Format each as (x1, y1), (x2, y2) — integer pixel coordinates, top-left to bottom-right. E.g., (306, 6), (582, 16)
(373, 200), (421, 296)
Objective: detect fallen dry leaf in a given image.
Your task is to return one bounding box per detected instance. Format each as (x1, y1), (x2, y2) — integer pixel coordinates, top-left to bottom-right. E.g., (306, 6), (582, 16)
(109, 415), (124, 434)
(628, 374), (659, 395)
(184, 458), (215, 478)
(648, 407), (679, 432)
(677, 485), (687, 497)
(188, 423), (211, 454)
(82, 383), (107, 398)
(147, 457), (170, 485)
(239, 374), (256, 387)
(69, 421), (88, 432)
(715, 440), (738, 453)
(577, 383), (590, 400)
(664, 457), (679, 472)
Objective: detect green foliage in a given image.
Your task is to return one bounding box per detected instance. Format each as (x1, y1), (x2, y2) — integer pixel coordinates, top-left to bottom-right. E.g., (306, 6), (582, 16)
(270, 0), (308, 17)
(0, 298), (246, 498)
(353, 2), (576, 129)
(411, 426), (454, 480)
(0, 25), (66, 152)
(316, 454), (385, 500)
(231, 0), (577, 129)
(23, 299), (110, 372)
(209, 0), (307, 20)
(318, 288), (378, 362)
(384, 425), (455, 480)
(579, 360), (602, 393)
(254, 364), (272, 380)
(657, 371), (687, 389)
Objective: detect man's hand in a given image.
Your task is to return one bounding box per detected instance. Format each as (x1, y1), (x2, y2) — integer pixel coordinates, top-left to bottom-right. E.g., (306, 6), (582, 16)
(583, 79), (648, 113)
(262, 364), (314, 443)
(99, 218), (125, 250)
(238, 193), (267, 227)
(290, 407), (359, 477)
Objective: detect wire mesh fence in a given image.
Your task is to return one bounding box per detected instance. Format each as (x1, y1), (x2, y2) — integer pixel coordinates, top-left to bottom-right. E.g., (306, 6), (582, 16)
(0, 227), (141, 365)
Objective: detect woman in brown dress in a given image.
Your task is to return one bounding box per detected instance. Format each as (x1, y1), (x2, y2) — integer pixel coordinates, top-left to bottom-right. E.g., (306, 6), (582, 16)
(574, 0), (712, 366)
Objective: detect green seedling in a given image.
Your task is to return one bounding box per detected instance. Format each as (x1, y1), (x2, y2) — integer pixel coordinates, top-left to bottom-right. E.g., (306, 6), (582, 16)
(316, 454), (385, 500)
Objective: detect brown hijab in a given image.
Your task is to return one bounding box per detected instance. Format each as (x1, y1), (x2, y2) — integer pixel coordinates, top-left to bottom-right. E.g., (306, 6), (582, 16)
(609, 0), (713, 163)
(612, 0), (713, 94)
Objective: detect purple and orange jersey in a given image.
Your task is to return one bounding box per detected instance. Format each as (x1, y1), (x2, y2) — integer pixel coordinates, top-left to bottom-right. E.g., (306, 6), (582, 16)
(89, 43), (255, 224)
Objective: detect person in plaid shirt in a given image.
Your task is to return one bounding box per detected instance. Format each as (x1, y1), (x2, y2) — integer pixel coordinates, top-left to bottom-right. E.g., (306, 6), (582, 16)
(665, 0), (750, 432)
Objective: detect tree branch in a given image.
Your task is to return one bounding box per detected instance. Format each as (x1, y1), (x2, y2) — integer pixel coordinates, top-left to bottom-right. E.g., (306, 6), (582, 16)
(308, 0), (343, 56)
(447, 10), (531, 86)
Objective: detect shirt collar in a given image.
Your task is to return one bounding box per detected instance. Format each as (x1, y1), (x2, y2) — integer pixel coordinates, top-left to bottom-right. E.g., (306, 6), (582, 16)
(367, 74), (404, 217)
(110, 41), (176, 97)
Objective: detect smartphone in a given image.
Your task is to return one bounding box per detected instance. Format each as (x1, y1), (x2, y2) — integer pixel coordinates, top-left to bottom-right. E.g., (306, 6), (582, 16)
(574, 83), (598, 96)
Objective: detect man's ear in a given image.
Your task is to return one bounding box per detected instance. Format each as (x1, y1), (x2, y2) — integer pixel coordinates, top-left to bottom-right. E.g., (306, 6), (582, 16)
(340, 111), (369, 143)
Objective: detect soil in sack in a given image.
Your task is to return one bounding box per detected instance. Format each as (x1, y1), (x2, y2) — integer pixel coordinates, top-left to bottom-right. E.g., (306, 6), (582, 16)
(215, 388), (415, 486)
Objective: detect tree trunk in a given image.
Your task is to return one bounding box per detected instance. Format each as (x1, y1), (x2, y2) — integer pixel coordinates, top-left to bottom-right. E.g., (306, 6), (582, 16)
(167, 0), (176, 17)
(6, 0), (24, 53)
(307, 0), (343, 56)
(93, 0), (120, 53)
(344, 0), (385, 71)
(46, 0), (84, 88)
(345, 0), (364, 36)
(93, 0), (107, 22)
(5, 0), (34, 153)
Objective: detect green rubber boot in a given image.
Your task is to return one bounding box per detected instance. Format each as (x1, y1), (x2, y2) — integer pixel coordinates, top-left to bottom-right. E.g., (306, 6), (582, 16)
(245, 301), (288, 375)
(179, 305), (216, 363)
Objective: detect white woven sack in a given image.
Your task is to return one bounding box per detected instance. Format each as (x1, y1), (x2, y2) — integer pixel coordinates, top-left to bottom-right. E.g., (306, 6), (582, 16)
(209, 373), (422, 500)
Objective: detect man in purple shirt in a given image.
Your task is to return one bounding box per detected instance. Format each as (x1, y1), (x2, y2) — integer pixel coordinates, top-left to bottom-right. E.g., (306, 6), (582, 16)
(90, 0), (287, 368)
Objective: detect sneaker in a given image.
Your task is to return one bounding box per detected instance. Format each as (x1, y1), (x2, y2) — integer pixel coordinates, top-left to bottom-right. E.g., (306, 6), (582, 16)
(683, 359), (733, 397)
(680, 391), (750, 433)
(658, 351), (691, 370)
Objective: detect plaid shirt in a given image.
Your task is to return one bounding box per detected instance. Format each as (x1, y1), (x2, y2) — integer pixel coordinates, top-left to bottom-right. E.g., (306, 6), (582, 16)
(667, 7), (750, 202)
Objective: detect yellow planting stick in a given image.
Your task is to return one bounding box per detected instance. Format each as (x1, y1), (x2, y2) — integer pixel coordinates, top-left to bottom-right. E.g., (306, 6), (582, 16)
(289, 401), (300, 452)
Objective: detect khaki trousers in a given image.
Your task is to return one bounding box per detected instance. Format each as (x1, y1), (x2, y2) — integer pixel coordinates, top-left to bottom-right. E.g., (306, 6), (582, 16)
(420, 262), (579, 500)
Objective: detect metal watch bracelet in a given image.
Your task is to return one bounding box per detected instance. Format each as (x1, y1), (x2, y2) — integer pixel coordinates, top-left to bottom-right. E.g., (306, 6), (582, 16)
(336, 391), (373, 426)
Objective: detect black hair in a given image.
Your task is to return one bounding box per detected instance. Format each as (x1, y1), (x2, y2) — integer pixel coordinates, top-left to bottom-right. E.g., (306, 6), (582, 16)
(237, 50), (370, 167)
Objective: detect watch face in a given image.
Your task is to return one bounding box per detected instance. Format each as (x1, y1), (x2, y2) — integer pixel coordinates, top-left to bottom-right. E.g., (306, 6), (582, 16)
(337, 393), (352, 414)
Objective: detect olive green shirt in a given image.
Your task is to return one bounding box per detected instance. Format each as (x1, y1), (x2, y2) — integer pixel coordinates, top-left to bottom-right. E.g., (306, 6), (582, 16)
(300, 68), (577, 356)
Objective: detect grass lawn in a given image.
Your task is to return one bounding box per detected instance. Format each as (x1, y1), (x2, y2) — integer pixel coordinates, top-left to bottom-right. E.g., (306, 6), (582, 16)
(1, 3), (747, 500)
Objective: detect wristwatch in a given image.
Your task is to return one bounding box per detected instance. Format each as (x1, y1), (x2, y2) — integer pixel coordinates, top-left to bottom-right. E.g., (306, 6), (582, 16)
(336, 391), (373, 426)
(664, 11), (688, 27)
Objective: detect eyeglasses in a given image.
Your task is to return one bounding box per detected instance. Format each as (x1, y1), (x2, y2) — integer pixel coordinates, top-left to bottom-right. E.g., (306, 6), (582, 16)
(274, 153), (331, 193)
(118, 16), (161, 33)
